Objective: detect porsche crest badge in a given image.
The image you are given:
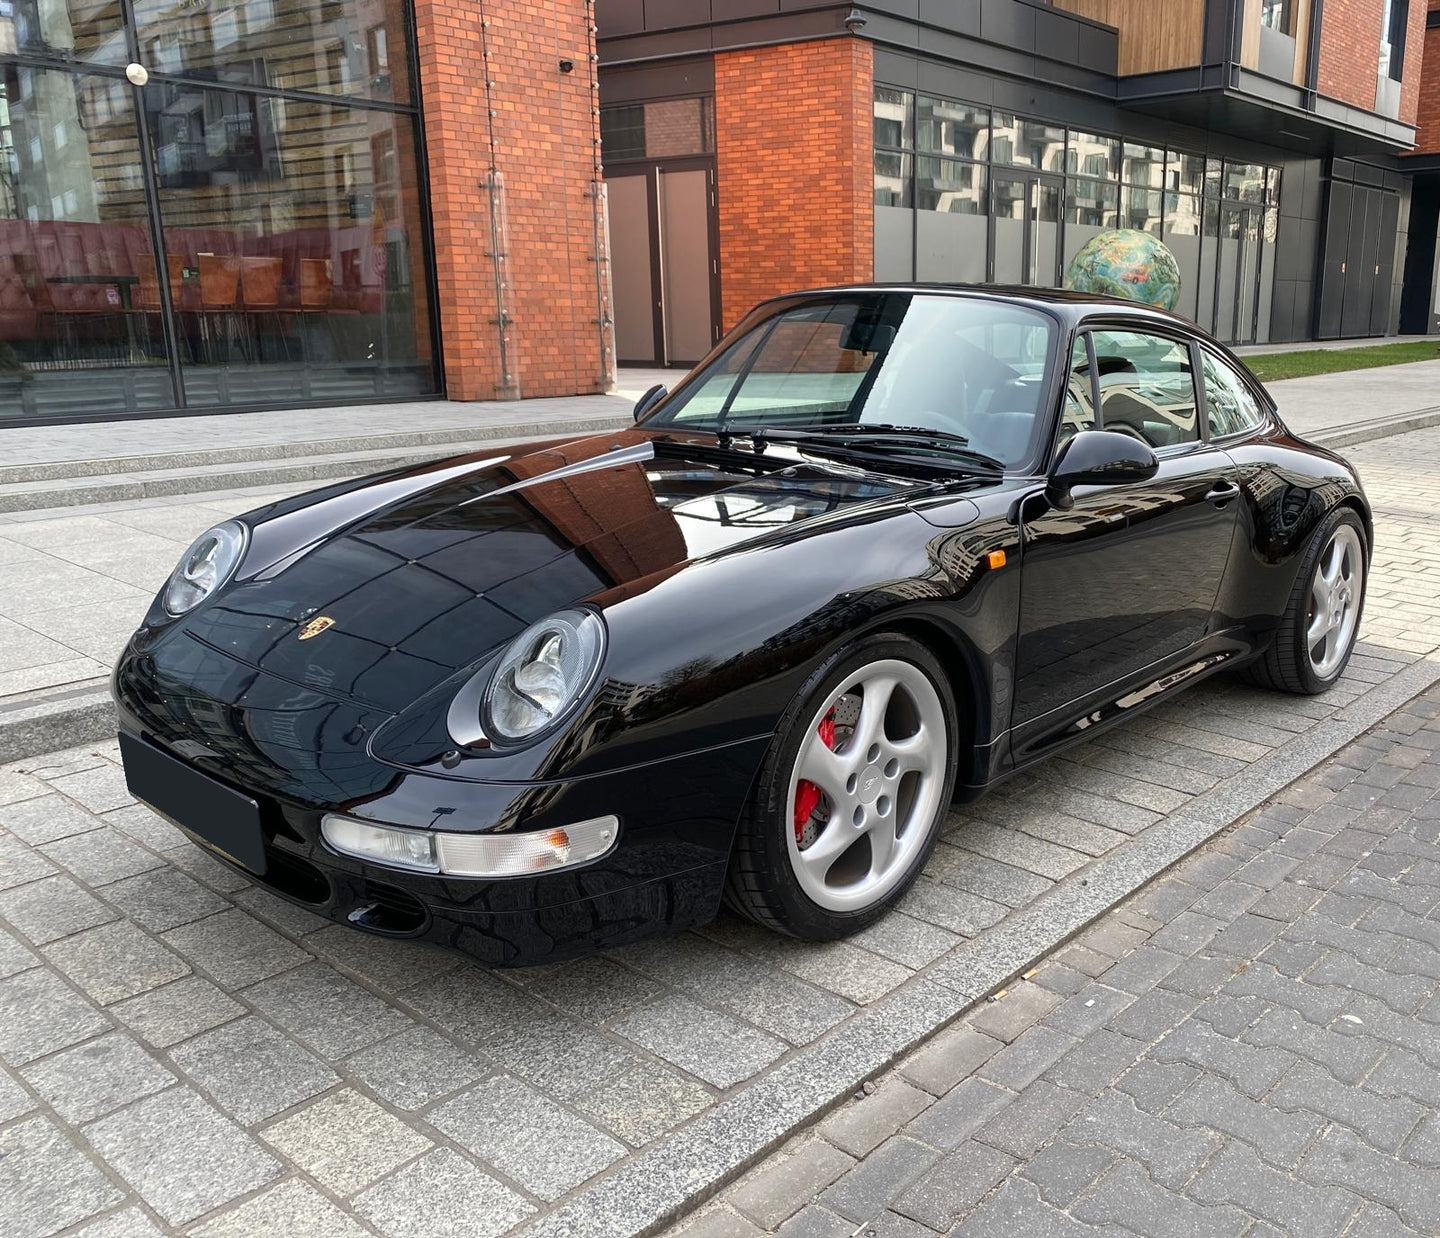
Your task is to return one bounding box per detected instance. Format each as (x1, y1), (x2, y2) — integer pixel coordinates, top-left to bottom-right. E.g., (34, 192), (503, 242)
(298, 616), (336, 641)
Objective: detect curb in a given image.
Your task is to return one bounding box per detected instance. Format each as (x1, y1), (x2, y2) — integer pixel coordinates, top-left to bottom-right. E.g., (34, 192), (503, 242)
(515, 656), (1440, 1238)
(1306, 405), (1440, 449)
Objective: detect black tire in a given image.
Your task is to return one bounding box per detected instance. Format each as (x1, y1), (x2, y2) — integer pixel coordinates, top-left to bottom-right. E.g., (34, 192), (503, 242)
(1240, 505), (1368, 695)
(724, 633), (959, 939)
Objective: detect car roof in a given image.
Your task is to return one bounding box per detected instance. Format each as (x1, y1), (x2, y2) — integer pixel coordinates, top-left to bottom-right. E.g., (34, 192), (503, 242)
(779, 283), (1203, 332)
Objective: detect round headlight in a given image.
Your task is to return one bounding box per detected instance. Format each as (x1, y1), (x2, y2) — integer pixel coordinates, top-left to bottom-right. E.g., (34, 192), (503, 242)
(483, 609), (606, 743)
(162, 521), (248, 617)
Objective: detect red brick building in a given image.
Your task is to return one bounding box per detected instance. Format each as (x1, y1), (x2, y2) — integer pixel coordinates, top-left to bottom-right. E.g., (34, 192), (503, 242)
(3, 0), (1436, 426)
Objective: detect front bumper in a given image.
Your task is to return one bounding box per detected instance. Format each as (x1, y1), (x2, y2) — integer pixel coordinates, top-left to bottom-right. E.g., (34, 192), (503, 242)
(114, 639), (769, 966)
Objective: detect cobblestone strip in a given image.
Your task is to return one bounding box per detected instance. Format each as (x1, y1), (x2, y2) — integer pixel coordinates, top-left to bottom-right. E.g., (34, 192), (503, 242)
(675, 685), (1440, 1238)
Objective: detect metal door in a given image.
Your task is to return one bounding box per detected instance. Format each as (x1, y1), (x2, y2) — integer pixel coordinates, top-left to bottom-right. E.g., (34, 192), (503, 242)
(1369, 191), (1400, 336)
(1317, 182), (1351, 339)
(607, 163), (718, 367)
(1341, 187), (1379, 339)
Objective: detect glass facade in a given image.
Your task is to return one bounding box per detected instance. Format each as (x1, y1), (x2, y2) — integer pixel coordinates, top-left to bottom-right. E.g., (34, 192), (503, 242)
(1, 0), (437, 421)
(873, 86), (1282, 345)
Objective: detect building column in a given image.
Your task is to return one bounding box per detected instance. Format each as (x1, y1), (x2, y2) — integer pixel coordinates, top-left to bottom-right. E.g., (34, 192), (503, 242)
(412, 0), (611, 401)
(714, 35), (874, 331)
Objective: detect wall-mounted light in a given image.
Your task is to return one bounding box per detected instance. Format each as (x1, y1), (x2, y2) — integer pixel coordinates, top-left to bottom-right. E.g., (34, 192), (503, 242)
(844, 8), (867, 31)
(559, 58), (576, 73)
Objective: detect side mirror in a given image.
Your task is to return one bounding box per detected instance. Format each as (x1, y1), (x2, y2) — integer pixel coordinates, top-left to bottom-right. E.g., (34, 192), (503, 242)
(1045, 429), (1159, 511)
(633, 383), (667, 422)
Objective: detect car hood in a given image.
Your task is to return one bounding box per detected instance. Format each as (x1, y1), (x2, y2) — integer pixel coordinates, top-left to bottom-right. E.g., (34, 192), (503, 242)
(176, 430), (924, 712)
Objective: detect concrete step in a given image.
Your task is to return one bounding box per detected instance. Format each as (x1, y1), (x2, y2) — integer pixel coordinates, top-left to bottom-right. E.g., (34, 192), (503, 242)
(0, 415), (633, 514)
(1305, 405), (1440, 449)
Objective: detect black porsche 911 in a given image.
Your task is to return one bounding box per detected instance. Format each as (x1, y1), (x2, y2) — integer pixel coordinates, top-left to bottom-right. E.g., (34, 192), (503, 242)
(114, 286), (1370, 965)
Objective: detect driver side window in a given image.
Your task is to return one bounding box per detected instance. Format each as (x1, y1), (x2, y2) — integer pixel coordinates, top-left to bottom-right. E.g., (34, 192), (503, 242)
(1091, 329), (1198, 450)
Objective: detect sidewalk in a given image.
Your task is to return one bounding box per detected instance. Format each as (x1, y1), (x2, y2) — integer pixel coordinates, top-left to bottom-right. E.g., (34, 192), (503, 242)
(679, 681), (1440, 1238)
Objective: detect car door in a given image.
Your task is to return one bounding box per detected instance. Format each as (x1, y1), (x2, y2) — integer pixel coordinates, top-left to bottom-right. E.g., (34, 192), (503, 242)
(1012, 323), (1242, 751)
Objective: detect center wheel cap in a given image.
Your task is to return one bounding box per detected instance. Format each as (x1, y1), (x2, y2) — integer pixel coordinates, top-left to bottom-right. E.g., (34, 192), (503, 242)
(857, 764), (885, 804)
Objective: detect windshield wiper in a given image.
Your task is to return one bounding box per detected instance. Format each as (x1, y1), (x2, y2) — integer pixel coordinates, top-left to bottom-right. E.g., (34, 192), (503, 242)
(711, 424), (1004, 476)
(739, 423), (1006, 474)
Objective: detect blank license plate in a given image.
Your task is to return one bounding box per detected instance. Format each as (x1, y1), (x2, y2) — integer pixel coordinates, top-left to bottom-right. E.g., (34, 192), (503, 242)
(119, 732), (267, 875)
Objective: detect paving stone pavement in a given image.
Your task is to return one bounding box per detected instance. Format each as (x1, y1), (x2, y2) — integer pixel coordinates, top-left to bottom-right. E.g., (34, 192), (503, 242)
(672, 682), (1440, 1238)
(0, 428), (1436, 1237)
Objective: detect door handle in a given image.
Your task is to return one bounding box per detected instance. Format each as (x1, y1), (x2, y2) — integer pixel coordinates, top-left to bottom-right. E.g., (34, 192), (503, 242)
(1206, 480), (1240, 505)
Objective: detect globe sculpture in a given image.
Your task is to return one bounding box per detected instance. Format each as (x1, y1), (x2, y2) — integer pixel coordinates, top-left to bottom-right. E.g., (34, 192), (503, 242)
(1063, 229), (1182, 312)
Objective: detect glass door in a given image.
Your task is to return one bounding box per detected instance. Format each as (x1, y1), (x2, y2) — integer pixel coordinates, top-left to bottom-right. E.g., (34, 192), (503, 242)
(991, 173), (1062, 287)
(1214, 203), (1261, 345)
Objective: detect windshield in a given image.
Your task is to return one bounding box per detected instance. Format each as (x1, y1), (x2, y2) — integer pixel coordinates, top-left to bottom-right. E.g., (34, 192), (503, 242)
(643, 293), (1057, 467)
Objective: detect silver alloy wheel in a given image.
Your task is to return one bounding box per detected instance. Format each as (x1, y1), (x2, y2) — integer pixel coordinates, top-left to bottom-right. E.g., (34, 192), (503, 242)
(1307, 524), (1363, 679)
(785, 658), (948, 913)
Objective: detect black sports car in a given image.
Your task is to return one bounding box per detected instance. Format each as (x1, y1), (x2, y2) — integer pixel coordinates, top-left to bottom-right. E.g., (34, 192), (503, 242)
(114, 287), (1370, 965)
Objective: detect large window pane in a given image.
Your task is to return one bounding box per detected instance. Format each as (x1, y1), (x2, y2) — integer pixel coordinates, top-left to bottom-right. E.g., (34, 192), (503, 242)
(874, 151), (911, 207)
(1, 0), (129, 64)
(1224, 162), (1267, 203)
(144, 83), (435, 406)
(132, 0), (414, 103)
(1163, 196), (1202, 323)
(600, 98), (714, 162)
(916, 157), (985, 214)
(1065, 177), (1117, 228)
(1122, 141), (1164, 189)
(1, 66), (172, 420)
(873, 87), (912, 150)
(1067, 131), (1118, 179)
(1168, 150), (1204, 196)
(917, 97), (987, 159)
(1123, 186), (1162, 235)
(993, 114), (1064, 172)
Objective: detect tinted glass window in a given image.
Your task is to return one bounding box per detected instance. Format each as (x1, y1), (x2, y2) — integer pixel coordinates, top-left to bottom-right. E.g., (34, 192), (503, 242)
(1091, 330), (1198, 448)
(648, 294), (1056, 467)
(1202, 349), (1267, 437)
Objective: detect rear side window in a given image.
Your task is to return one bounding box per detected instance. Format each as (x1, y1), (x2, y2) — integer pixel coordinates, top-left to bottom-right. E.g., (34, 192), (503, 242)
(1202, 349), (1267, 438)
(1090, 329), (1198, 449)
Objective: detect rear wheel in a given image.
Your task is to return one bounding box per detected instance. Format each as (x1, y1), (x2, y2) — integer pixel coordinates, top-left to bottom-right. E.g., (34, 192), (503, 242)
(725, 635), (958, 939)
(1242, 507), (1367, 695)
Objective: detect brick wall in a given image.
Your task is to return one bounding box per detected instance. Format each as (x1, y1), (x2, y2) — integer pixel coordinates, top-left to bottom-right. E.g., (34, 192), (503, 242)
(1416, 1), (1440, 148)
(1317, 0), (1427, 122)
(714, 37), (874, 331)
(1400, 0), (1430, 123)
(1318, 0), (1385, 112)
(413, 0), (608, 401)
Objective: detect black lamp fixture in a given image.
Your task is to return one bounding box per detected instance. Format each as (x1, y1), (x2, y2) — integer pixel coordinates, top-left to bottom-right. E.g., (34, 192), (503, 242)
(844, 7), (867, 31)
(559, 58), (576, 73)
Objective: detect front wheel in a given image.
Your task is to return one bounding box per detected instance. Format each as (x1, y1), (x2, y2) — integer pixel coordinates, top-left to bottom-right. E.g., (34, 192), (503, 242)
(725, 635), (958, 939)
(1242, 506), (1368, 695)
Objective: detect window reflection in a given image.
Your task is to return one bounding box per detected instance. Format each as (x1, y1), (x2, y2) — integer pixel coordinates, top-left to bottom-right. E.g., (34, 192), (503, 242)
(143, 83), (432, 406)
(0, 0), (129, 64)
(1, 66), (171, 415)
(599, 98), (715, 162)
(130, 0), (412, 103)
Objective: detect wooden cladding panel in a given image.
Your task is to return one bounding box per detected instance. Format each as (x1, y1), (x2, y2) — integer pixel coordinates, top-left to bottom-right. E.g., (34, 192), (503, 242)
(1052, 0), (1204, 73)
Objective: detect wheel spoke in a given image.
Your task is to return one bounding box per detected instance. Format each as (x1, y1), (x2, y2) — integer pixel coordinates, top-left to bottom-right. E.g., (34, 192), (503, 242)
(850, 675), (898, 755)
(796, 814), (857, 875)
(1306, 606), (1327, 648)
(797, 737), (849, 801)
(1320, 543), (1342, 588)
(889, 734), (930, 776)
(1323, 627), (1338, 667)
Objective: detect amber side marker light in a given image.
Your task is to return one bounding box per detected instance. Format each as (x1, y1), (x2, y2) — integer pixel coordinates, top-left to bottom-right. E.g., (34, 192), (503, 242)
(987, 550), (1007, 570)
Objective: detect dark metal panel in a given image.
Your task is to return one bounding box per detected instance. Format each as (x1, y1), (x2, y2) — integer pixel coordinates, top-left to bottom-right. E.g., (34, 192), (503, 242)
(1075, 19), (1118, 73)
(874, 47), (922, 87)
(1034, 8), (1079, 65)
(918, 0), (981, 38)
(1370, 191), (1400, 336)
(599, 58), (715, 106)
(644, 0), (710, 29)
(722, 0), (784, 17)
(597, 0), (646, 36)
(1317, 180), (1351, 338)
(979, 0), (1036, 50)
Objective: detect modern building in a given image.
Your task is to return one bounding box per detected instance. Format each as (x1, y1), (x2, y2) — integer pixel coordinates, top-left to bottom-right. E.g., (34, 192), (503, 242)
(600, 0), (1434, 366)
(2, 1), (1435, 426)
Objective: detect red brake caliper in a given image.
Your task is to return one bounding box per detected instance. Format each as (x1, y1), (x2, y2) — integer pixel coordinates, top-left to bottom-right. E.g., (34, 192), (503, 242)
(794, 708), (837, 843)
